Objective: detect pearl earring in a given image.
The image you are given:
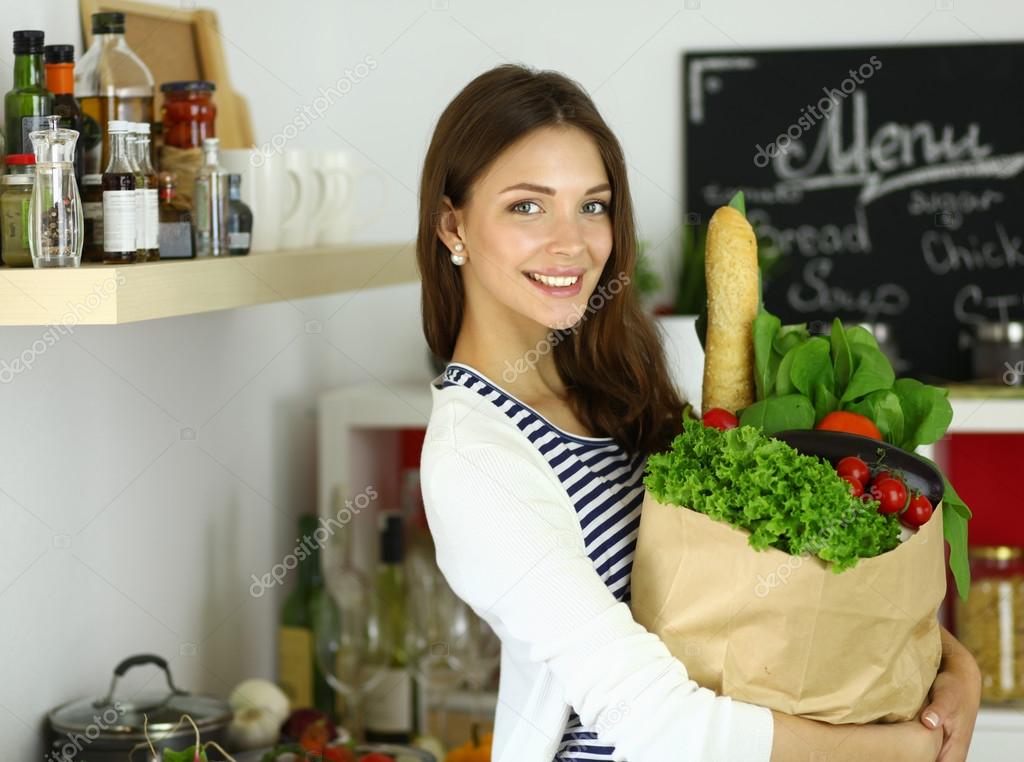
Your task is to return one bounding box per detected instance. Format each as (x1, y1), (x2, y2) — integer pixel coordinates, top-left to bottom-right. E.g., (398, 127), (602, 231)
(450, 242), (466, 266)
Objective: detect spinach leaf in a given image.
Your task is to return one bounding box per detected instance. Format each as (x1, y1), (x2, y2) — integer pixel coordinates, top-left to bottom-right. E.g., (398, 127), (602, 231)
(830, 318), (853, 401)
(790, 337), (833, 398)
(753, 310), (782, 400)
(840, 343), (895, 403)
(773, 324), (809, 356)
(893, 378), (954, 450)
(845, 324), (879, 349)
(911, 451), (973, 600)
(775, 344), (800, 397)
(812, 381), (840, 425)
(846, 389), (905, 445)
(738, 394), (816, 435)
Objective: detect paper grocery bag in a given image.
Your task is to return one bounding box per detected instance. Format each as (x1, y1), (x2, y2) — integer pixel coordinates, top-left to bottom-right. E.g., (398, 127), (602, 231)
(630, 492), (946, 724)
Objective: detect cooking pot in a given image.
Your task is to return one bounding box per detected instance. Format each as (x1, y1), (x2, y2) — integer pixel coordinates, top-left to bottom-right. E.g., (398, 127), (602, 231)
(47, 653), (233, 761)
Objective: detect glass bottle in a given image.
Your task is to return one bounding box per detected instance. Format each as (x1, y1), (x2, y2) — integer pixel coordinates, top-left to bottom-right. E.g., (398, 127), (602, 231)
(43, 44), (84, 190)
(157, 172), (194, 259)
(134, 123), (160, 261)
(28, 115), (83, 268)
(126, 123), (158, 262)
(75, 12), (154, 177)
(363, 512), (415, 745)
(81, 174), (104, 263)
(193, 137), (229, 257)
(226, 174), (253, 255)
(278, 514), (337, 718)
(4, 31), (54, 156)
(125, 126), (147, 262)
(101, 120), (137, 263)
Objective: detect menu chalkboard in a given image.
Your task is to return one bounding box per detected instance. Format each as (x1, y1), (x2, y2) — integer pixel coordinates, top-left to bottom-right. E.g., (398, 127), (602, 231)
(683, 43), (1024, 382)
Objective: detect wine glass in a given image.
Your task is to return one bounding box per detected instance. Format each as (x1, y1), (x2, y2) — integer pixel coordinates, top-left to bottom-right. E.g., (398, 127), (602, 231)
(406, 556), (467, 741)
(453, 601), (501, 723)
(313, 527), (387, 742)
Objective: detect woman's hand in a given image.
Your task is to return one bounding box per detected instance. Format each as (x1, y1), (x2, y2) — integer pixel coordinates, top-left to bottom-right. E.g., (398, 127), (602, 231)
(918, 625), (982, 762)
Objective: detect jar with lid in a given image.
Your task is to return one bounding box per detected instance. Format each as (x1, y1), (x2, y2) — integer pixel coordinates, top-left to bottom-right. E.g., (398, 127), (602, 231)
(5, 152), (36, 175)
(81, 174), (103, 263)
(955, 546), (1024, 703)
(160, 80), (216, 149)
(1, 172), (36, 266)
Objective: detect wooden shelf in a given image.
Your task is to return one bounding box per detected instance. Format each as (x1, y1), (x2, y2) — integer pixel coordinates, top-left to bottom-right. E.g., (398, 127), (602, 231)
(0, 242), (417, 325)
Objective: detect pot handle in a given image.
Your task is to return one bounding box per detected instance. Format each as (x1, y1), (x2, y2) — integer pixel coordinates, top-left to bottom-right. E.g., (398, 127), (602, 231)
(94, 653), (186, 707)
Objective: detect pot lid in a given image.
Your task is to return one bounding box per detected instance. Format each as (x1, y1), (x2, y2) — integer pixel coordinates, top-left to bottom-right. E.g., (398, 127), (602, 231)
(49, 654), (232, 737)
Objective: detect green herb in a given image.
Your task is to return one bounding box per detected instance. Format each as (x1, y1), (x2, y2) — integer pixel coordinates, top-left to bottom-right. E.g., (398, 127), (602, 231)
(728, 191), (745, 216)
(743, 306), (970, 598)
(643, 418), (901, 571)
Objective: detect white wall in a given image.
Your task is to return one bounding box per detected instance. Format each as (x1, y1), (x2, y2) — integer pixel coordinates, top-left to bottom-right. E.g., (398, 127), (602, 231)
(2, 0), (1021, 757)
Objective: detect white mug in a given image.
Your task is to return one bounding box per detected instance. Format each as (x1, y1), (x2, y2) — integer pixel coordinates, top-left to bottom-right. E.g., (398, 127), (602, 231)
(280, 149), (329, 249)
(312, 149), (389, 245)
(220, 148), (285, 252)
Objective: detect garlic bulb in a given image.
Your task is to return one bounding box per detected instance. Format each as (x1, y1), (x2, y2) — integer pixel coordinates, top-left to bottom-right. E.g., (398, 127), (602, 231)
(228, 705), (283, 750)
(226, 678), (291, 749)
(228, 677), (290, 720)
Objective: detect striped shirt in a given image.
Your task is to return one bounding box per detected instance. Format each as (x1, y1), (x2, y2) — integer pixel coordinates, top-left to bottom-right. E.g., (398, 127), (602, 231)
(439, 362), (647, 762)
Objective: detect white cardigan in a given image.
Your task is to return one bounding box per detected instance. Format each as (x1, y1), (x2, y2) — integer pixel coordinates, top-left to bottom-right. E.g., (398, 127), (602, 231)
(419, 374), (775, 761)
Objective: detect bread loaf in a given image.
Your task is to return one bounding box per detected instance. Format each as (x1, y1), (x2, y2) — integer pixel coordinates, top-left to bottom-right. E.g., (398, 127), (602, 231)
(701, 205), (759, 416)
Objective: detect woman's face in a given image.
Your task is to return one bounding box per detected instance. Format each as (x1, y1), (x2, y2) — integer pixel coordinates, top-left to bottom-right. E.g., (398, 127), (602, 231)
(448, 125), (614, 332)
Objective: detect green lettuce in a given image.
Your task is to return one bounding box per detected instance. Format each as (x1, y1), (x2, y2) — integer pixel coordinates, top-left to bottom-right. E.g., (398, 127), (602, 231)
(643, 418), (901, 571)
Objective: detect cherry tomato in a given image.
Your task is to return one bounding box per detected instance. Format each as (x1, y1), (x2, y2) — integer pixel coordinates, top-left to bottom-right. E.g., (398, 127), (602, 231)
(702, 407), (739, 431)
(836, 456), (870, 487)
(869, 477), (908, 515)
(815, 411), (883, 440)
(357, 754), (395, 762)
(900, 493), (934, 528)
(871, 469), (896, 485)
(840, 473), (864, 497)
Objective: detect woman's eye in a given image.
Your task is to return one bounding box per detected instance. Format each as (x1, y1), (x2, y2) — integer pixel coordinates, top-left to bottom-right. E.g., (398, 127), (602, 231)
(511, 200), (541, 214)
(583, 200), (609, 214)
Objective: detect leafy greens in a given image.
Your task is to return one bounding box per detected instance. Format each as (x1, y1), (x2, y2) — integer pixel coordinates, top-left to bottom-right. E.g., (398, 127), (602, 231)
(643, 418), (901, 572)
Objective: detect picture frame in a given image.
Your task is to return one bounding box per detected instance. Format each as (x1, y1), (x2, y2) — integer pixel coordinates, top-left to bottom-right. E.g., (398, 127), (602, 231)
(78, 0), (254, 148)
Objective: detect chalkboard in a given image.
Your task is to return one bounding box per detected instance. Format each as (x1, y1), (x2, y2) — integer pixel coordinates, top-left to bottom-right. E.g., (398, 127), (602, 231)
(683, 43), (1024, 383)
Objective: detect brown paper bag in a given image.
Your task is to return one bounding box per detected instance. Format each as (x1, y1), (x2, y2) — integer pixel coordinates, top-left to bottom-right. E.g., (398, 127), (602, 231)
(630, 492), (946, 723)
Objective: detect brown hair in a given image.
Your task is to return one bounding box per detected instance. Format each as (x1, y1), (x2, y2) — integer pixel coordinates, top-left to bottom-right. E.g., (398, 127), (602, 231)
(418, 63), (686, 459)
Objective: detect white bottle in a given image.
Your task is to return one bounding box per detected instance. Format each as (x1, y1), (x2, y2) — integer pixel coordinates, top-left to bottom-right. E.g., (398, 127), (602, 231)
(193, 137), (229, 256)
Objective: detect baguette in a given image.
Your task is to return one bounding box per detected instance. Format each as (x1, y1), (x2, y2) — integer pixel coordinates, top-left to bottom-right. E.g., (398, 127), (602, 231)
(701, 205), (759, 416)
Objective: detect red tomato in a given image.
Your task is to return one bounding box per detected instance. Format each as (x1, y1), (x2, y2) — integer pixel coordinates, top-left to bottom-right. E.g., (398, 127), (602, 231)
(357, 754), (395, 762)
(840, 473), (864, 497)
(836, 456), (870, 487)
(816, 411), (883, 440)
(702, 407), (739, 431)
(871, 469), (896, 485)
(900, 494), (934, 528)
(869, 477), (908, 515)
(323, 748), (356, 762)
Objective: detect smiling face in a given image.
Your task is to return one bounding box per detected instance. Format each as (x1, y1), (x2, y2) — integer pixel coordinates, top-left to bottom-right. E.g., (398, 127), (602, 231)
(442, 125), (615, 337)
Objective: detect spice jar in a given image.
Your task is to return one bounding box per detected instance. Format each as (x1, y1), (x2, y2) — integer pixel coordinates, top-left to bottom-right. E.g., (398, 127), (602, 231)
(5, 153), (36, 176)
(160, 80), (216, 149)
(1, 173), (36, 266)
(956, 546), (1024, 703)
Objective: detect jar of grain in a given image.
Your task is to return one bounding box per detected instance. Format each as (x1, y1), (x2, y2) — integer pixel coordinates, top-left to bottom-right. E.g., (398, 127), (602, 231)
(956, 546), (1024, 703)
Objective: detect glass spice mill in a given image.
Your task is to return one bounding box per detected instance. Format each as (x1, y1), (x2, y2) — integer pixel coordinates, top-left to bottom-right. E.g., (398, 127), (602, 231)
(28, 114), (83, 267)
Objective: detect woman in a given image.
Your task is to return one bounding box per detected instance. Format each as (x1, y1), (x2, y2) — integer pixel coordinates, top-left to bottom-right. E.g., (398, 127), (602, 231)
(416, 63), (980, 762)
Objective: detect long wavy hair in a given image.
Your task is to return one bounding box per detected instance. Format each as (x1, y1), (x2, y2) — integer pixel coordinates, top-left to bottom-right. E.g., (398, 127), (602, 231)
(417, 63), (686, 459)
